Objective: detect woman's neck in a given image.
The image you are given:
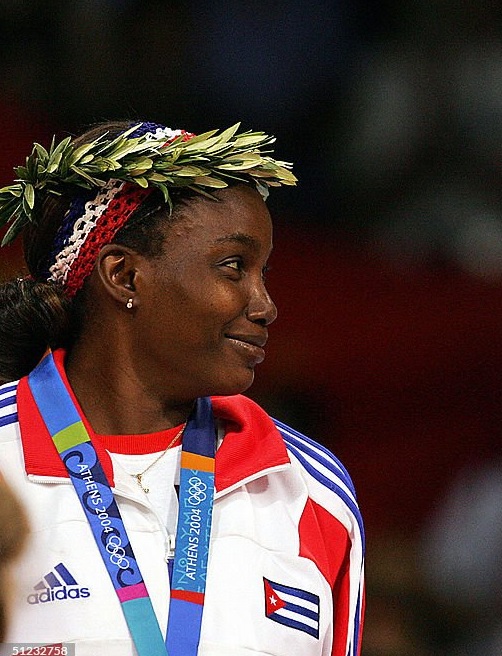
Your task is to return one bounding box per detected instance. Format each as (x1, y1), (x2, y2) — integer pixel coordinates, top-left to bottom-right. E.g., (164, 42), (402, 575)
(64, 343), (194, 436)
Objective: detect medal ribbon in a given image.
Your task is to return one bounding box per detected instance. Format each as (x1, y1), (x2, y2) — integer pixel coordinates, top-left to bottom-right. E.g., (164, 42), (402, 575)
(28, 352), (215, 656)
(166, 395), (215, 655)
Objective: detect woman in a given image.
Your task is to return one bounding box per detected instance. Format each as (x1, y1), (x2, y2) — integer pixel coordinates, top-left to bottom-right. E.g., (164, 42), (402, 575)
(0, 121), (364, 655)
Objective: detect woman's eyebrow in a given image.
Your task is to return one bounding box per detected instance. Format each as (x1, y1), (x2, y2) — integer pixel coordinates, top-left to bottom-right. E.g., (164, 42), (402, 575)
(214, 233), (260, 250)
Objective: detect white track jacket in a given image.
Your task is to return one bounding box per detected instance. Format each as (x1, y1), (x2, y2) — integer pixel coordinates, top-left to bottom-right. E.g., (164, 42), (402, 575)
(0, 354), (364, 656)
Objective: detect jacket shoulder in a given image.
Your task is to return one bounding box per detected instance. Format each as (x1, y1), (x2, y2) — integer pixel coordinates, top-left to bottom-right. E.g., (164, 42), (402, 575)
(274, 418), (364, 544)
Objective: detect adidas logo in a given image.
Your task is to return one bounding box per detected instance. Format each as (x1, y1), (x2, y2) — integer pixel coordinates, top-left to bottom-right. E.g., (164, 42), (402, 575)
(27, 562), (90, 605)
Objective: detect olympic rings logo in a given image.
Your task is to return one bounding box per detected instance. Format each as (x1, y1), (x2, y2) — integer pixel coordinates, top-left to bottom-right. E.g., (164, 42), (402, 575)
(105, 534), (130, 569)
(187, 476), (207, 506)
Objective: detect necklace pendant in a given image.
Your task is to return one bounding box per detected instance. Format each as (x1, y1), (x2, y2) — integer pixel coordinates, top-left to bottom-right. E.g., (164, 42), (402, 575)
(135, 473), (149, 494)
(130, 423), (185, 495)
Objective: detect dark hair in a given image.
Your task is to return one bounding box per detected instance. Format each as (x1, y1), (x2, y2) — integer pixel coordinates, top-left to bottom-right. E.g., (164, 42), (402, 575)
(0, 279), (70, 383)
(0, 121), (186, 383)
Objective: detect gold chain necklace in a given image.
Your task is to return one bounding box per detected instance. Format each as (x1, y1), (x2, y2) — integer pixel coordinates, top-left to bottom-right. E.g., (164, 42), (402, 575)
(132, 424), (185, 494)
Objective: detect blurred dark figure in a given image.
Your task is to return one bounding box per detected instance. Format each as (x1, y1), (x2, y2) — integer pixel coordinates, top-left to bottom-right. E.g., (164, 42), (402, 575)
(0, 475), (29, 641)
(421, 462), (502, 655)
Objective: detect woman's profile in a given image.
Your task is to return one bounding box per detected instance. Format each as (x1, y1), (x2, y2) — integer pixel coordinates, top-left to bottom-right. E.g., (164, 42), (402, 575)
(0, 121), (364, 655)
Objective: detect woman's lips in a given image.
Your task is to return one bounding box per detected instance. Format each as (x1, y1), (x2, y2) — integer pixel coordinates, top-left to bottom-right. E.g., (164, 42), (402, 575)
(225, 333), (267, 364)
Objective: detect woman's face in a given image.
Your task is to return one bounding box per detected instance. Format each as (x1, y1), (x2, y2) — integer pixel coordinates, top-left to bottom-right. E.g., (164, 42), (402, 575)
(133, 185), (277, 401)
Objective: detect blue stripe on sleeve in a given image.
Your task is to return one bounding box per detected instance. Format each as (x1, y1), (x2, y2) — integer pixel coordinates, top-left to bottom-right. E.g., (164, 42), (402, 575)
(0, 412), (18, 428)
(0, 382), (18, 396)
(284, 440), (365, 550)
(0, 395), (16, 411)
(274, 419), (356, 496)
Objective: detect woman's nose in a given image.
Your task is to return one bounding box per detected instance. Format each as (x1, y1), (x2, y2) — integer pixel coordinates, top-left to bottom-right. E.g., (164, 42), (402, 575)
(246, 282), (278, 326)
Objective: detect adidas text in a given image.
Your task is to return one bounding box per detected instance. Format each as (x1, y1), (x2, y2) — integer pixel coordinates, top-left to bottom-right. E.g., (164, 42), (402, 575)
(27, 586), (90, 604)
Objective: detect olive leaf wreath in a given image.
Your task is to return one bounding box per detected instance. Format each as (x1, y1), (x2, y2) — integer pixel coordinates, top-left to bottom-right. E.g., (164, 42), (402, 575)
(0, 123), (297, 247)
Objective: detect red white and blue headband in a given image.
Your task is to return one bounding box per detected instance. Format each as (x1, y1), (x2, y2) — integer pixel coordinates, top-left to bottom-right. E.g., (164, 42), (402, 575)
(46, 124), (193, 296)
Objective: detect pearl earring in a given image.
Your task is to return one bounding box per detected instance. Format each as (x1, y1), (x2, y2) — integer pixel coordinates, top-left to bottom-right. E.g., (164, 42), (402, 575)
(126, 298), (133, 310)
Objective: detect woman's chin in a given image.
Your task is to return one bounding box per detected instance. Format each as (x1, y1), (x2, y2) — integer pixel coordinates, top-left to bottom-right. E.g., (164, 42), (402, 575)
(210, 369), (255, 397)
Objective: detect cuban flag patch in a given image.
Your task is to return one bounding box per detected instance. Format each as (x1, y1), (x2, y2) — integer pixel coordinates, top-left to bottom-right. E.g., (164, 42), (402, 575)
(263, 577), (320, 639)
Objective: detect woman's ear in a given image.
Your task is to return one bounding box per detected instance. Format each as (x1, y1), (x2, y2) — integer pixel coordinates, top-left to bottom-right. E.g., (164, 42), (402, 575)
(95, 244), (141, 307)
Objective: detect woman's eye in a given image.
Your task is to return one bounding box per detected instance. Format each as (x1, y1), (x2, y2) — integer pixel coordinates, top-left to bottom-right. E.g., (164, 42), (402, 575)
(224, 259), (242, 272)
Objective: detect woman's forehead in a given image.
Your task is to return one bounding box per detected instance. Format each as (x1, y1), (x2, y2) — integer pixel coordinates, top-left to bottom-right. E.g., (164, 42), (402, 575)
(170, 187), (273, 242)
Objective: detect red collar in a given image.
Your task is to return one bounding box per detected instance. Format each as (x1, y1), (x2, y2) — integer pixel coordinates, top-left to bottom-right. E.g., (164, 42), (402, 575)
(17, 350), (290, 492)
